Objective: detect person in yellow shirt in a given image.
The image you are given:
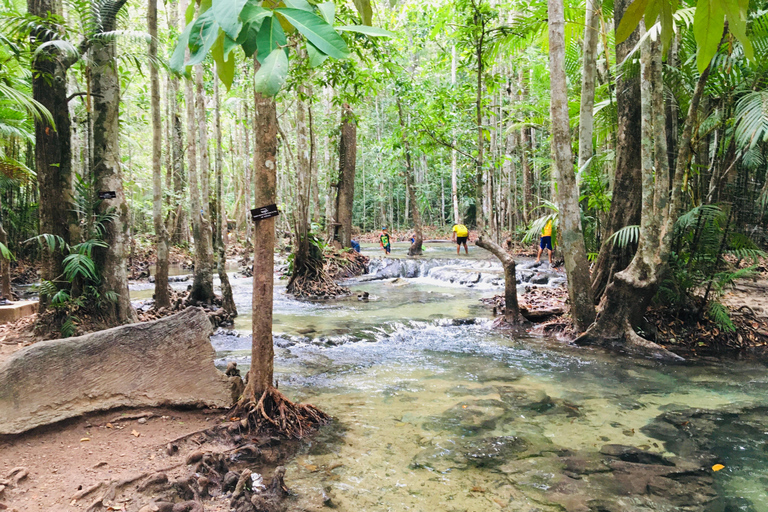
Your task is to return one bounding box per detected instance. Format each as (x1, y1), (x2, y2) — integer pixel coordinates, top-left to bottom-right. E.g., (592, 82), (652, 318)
(452, 223), (469, 255)
(535, 219), (553, 265)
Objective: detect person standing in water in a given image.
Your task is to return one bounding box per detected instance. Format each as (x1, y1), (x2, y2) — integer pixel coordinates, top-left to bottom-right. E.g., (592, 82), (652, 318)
(535, 219), (554, 266)
(379, 227), (391, 255)
(452, 223), (469, 255)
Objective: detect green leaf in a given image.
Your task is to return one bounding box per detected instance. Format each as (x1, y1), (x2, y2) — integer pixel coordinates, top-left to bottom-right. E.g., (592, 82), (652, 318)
(306, 40), (328, 67)
(645, 0), (662, 29)
(254, 48), (289, 96)
(722, 0), (754, 60)
(353, 0), (373, 25)
(223, 33), (239, 59)
(212, 31), (236, 90)
(170, 20), (195, 72)
(283, 0), (313, 11)
(694, 0), (725, 73)
(240, 3), (271, 25)
(188, 10), (220, 66)
(616, 0), (650, 44)
(213, 0), (248, 39)
(256, 15), (287, 63)
(318, 1), (335, 24)
(660, 0), (677, 52)
(275, 8), (349, 59)
(238, 4), (271, 58)
(337, 25), (395, 37)
(185, 1), (196, 24)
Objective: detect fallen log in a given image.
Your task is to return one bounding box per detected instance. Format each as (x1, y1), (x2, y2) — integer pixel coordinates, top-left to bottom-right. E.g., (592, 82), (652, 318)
(0, 307), (242, 435)
(520, 306), (566, 322)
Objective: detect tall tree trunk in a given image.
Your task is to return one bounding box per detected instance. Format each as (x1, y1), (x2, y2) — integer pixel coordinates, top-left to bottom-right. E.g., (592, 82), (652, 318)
(150, 0), (170, 309)
(396, 99), (423, 256)
(243, 102), (252, 246)
(578, 0), (599, 170)
(90, 0), (136, 325)
(547, 0), (595, 332)
(518, 70), (533, 225)
(590, 0), (643, 301)
(246, 70), (278, 399)
(0, 196), (11, 298)
(188, 65), (215, 302)
(214, 67), (236, 316)
(475, 36), (485, 231)
(29, 0), (78, 311)
(451, 46), (460, 224)
(336, 104), (357, 248)
(168, 0), (186, 245)
(290, 84), (313, 284)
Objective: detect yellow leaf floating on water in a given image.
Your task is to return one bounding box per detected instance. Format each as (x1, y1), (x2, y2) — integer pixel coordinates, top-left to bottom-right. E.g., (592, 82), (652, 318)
(712, 464), (725, 471)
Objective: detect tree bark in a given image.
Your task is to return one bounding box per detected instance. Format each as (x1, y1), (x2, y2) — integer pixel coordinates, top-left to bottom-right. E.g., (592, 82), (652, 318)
(590, 0), (643, 302)
(150, 0), (171, 309)
(578, 0), (599, 171)
(396, 98), (423, 256)
(519, 69), (533, 225)
(451, 46), (460, 224)
(246, 63), (278, 399)
(168, 0), (187, 245)
(475, 31), (485, 231)
(188, 65), (215, 302)
(547, 0), (595, 332)
(214, 67), (236, 316)
(476, 237), (520, 323)
(90, 0), (137, 325)
(336, 104), (357, 248)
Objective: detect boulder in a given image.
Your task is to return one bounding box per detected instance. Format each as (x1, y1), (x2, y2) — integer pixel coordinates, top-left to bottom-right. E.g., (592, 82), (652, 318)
(0, 307), (241, 435)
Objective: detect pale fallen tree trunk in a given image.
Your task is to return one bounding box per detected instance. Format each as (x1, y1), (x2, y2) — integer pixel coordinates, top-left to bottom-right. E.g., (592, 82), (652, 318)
(0, 307), (242, 435)
(476, 236), (520, 323)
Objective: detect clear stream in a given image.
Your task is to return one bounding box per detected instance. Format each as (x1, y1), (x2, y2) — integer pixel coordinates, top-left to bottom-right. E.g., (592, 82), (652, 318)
(131, 242), (768, 511)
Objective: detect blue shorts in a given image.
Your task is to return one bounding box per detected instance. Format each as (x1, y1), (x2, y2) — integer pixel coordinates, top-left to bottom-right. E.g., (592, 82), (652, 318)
(540, 236), (552, 250)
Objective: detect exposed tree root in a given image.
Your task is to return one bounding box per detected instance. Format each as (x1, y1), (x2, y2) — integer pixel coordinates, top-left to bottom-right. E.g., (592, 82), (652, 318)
(286, 252), (349, 299)
(574, 318), (685, 362)
(231, 387), (330, 439)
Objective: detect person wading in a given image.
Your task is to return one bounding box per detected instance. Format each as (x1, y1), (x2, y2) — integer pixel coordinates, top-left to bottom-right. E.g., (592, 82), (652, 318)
(452, 223), (469, 255)
(379, 227), (391, 255)
(535, 219), (554, 266)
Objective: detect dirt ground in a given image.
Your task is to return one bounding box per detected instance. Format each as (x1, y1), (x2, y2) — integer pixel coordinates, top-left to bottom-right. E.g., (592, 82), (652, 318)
(0, 407), (231, 512)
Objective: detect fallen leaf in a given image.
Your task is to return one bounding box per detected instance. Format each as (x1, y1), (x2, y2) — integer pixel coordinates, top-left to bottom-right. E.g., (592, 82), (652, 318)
(470, 486), (485, 492)
(106, 423), (113, 429)
(131, 430), (141, 438)
(80, 438), (90, 442)
(712, 464), (725, 471)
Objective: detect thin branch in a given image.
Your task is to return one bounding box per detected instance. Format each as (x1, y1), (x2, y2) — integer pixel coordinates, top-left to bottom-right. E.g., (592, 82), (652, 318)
(418, 123), (478, 164)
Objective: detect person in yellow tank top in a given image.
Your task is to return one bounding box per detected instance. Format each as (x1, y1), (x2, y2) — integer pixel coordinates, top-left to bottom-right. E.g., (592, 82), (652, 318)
(452, 223), (469, 255)
(535, 219), (553, 265)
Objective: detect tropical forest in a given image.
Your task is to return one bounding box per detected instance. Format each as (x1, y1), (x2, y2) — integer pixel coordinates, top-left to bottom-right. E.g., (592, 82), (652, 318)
(2, 0), (768, 509)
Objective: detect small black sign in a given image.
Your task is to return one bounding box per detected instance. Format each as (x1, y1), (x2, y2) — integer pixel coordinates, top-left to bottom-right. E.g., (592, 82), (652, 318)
(99, 191), (117, 199)
(251, 204), (280, 221)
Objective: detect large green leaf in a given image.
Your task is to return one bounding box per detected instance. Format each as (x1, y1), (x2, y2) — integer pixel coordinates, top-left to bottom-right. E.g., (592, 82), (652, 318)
(615, 0), (650, 44)
(275, 8), (349, 59)
(306, 40), (328, 67)
(256, 15), (287, 63)
(238, 3), (272, 57)
(240, 2), (271, 25)
(353, 0), (373, 25)
(188, 10), (219, 66)
(254, 48), (289, 96)
(318, 1), (335, 24)
(283, 0), (313, 11)
(722, 0), (754, 60)
(170, 20), (195, 72)
(213, 0), (248, 39)
(694, 0), (725, 73)
(645, 0), (662, 29)
(212, 31), (236, 90)
(337, 25), (394, 37)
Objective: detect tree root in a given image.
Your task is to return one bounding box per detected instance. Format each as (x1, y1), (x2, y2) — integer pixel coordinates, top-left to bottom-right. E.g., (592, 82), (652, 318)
(574, 319), (685, 362)
(231, 387), (330, 439)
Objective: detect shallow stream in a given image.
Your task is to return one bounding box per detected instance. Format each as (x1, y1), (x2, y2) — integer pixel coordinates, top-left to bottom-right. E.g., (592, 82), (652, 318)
(132, 242), (768, 511)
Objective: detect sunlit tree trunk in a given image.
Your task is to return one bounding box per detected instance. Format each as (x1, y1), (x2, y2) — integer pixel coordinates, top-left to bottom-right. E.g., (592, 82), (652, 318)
(336, 104), (357, 248)
(150, 0), (170, 309)
(90, 0), (136, 325)
(590, 0), (643, 301)
(214, 67), (236, 315)
(396, 98), (423, 256)
(547, 0), (595, 332)
(578, 0), (599, 171)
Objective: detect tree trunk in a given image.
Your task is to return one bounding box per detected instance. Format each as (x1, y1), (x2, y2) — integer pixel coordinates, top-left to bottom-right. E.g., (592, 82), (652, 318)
(90, 0), (136, 325)
(590, 0), (643, 302)
(188, 65), (215, 303)
(547, 0), (595, 332)
(578, 0), (599, 171)
(0, 196), (11, 298)
(476, 236), (520, 323)
(246, 65), (277, 399)
(288, 83), (314, 288)
(475, 37), (485, 231)
(150, 0), (171, 309)
(243, 102), (252, 246)
(519, 70), (533, 225)
(214, 67), (236, 316)
(451, 46), (460, 224)
(396, 99), (423, 256)
(336, 104), (357, 248)
(168, 0), (186, 246)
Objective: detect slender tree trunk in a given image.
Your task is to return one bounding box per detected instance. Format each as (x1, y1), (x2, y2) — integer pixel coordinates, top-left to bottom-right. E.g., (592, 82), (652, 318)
(475, 36), (485, 231)
(547, 0), (595, 332)
(477, 236), (520, 323)
(396, 99), (423, 256)
(90, 0), (136, 325)
(578, 0), (599, 171)
(214, 68), (236, 316)
(243, 102), (252, 246)
(0, 196), (11, 298)
(590, 0), (643, 301)
(245, 67), (278, 399)
(150, 0), (170, 309)
(289, 82), (314, 287)
(168, 0), (186, 245)
(451, 46), (460, 224)
(336, 104), (357, 248)
(188, 65), (215, 302)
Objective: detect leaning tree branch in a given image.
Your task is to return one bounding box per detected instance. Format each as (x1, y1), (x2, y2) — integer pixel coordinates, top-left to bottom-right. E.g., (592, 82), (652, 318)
(477, 236), (521, 323)
(418, 123), (478, 164)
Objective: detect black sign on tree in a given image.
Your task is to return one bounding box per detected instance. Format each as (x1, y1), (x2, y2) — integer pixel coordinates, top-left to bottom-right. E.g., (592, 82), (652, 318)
(99, 191), (117, 199)
(251, 204), (280, 222)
